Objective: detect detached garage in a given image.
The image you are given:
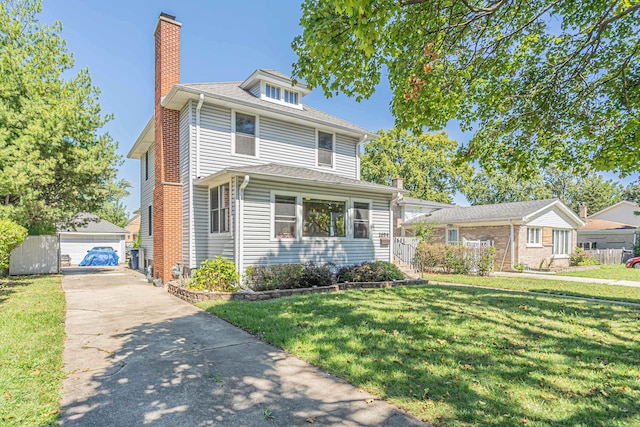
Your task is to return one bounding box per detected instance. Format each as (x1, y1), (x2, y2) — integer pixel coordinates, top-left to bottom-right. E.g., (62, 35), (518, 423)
(59, 213), (127, 265)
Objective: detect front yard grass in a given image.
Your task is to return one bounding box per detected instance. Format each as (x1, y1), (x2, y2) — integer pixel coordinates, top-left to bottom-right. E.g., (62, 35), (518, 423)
(424, 273), (640, 304)
(0, 275), (66, 426)
(556, 264), (640, 281)
(201, 285), (640, 426)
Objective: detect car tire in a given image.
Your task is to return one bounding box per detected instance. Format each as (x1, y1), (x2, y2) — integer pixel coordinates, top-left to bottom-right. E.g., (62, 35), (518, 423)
(634, 263), (640, 269)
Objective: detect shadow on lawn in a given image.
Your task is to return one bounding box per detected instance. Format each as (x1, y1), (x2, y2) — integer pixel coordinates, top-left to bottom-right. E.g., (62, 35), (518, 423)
(0, 275), (33, 306)
(207, 285), (640, 426)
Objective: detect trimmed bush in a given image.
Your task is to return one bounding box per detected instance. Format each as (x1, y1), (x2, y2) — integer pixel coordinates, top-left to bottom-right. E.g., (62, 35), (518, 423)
(570, 248), (600, 266)
(186, 257), (240, 292)
(300, 262), (335, 287)
(336, 261), (405, 283)
(0, 219), (28, 275)
(245, 263), (304, 291)
(413, 242), (496, 275)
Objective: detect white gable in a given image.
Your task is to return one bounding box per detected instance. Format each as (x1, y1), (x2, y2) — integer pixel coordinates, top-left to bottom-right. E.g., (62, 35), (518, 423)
(590, 201), (640, 226)
(527, 208), (576, 229)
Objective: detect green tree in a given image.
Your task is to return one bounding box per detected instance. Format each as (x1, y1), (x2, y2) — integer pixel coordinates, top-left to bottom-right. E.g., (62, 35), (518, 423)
(94, 179), (131, 227)
(361, 128), (472, 203)
(464, 171), (551, 206)
(293, 0), (640, 176)
(0, 0), (121, 233)
(622, 180), (640, 204)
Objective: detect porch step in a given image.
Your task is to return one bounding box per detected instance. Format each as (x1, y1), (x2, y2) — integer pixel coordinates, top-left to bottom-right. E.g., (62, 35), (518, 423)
(393, 259), (421, 280)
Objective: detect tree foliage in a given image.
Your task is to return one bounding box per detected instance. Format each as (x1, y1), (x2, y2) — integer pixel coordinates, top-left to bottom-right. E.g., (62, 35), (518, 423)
(361, 128), (472, 203)
(293, 0), (640, 176)
(463, 166), (623, 214)
(0, 0), (121, 233)
(0, 218), (27, 274)
(94, 179), (131, 227)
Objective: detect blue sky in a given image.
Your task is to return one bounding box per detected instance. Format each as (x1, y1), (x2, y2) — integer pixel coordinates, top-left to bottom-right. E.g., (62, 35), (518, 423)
(38, 1), (635, 214)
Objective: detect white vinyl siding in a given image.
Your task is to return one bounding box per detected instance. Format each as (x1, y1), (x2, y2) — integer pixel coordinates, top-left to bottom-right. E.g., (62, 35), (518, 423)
(197, 104), (359, 179)
(140, 144), (155, 260)
(241, 178), (391, 269)
(528, 210), (575, 229)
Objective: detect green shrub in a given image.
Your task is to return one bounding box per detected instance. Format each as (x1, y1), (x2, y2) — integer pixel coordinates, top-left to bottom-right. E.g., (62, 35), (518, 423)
(414, 242), (496, 275)
(300, 262), (335, 287)
(245, 263), (304, 291)
(336, 261), (405, 283)
(570, 248), (600, 266)
(477, 246), (497, 276)
(186, 257), (240, 292)
(0, 219), (28, 275)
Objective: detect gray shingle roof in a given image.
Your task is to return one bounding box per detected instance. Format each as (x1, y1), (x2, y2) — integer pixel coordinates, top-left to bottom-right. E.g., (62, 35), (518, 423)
(59, 213), (128, 234)
(179, 82), (374, 135)
(202, 163), (404, 194)
(405, 199), (562, 225)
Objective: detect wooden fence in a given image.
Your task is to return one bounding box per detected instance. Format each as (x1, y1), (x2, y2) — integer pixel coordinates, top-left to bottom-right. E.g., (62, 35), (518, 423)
(584, 248), (633, 265)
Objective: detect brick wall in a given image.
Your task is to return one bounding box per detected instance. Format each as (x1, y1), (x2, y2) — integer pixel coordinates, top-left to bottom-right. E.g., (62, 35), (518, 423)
(153, 14), (183, 283)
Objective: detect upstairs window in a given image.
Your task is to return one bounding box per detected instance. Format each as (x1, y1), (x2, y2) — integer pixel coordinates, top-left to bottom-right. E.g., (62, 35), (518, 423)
(210, 184), (230, 233)
(234, 112), (257, 157)
(284, 90), (298, 105)
(317, 131), (334, 167)
(353, 202), (370, 239)
(274, 195), (297, 239)
(265, 84), (280, 100)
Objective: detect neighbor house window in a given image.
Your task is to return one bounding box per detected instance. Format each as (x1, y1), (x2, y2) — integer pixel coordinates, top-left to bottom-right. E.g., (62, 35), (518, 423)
(144, 150), (149, 181)
(527, 227), (542, 245)
(148, 205), (152, 236)
(210, 184), (230, 233)
(274, 195), (297, 238)
(317, 131), (334, 167)
(353, 202), (370, 239)
(303, 198), (345, 237)
(234, 112), (257, 156)
(552, 229), (570, 255)
(284, 90), (298, 105)
(446, 228), (459, 244)
(265, 84), (280, 100)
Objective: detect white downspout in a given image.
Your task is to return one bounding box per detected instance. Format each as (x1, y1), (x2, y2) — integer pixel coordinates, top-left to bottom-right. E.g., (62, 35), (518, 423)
(238, 175), (250, 278)
(389, 195), (397, 263)
(189, 94), (205, 270)
(356, 135), (367, 180)
(510, 219), (516, 271)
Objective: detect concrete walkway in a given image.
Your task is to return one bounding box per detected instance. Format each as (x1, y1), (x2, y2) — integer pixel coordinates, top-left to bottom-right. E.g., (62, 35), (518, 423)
(59, 267), (426, 426)
(494, 271), (640, 288)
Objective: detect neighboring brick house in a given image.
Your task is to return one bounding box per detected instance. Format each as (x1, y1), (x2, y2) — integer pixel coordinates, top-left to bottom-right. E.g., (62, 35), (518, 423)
(125, 212), (140, 244)
(127, 13), (403, 283)
(403, 199), (584, 271)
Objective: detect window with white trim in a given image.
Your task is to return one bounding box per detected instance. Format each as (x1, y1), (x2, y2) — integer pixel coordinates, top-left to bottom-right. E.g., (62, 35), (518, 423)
(317, 131), (334, 167)
(353, 202), (370, 239)
(234, 112), (257, 156)
(303, 198), (345, 237)
(274, 195), (297, 239)
(552, 229), (570, 255)
(284, 89), (298, 105)
(265, 84), (280, 100)
(527, 227), (542, 245)
(446, 228), (459, 244)
(210, 184), (230, 233)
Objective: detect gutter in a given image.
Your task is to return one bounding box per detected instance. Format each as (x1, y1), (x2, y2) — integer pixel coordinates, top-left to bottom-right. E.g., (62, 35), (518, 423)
(237, 175), (250, 280)
(509, 219), (516, 271)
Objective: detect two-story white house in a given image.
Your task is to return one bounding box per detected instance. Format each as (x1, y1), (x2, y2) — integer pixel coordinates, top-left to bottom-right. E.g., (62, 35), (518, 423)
(127, 13), (403, 283)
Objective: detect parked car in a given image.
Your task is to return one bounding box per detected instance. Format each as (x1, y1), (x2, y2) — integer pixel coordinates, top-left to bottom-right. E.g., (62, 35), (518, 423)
(89, 246), (115, 252)
(625, 256), (640, 268)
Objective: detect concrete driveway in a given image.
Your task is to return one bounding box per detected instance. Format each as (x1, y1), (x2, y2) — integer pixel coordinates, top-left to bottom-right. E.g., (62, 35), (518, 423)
(59, 267), (426, 426)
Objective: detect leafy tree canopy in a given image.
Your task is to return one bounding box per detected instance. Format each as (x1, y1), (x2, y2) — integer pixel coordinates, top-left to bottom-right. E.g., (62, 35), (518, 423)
(293, 0), (640, 176)
(464, 166), (623, 214)
(93, 179), (131, 228)
(361, 128), (472, 203)
(0, 0), (121, 233)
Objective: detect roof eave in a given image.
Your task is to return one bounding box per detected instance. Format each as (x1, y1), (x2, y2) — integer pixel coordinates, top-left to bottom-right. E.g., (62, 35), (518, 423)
(127, 116), (155, 159)
(162, 85), (375, 140)
(403, 217), (523, 227)
(239, 70), (312, 95)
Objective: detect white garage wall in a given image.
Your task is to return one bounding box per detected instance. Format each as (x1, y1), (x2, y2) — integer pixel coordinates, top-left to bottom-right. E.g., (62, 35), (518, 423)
(59, 233), (126, 265)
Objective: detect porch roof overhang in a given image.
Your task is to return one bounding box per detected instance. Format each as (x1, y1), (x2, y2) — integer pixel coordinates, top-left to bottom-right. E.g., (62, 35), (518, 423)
(195, 163), (407, 196)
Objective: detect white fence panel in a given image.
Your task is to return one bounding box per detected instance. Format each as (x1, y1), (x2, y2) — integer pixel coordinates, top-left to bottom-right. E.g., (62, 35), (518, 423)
(10, 235), (60, 275)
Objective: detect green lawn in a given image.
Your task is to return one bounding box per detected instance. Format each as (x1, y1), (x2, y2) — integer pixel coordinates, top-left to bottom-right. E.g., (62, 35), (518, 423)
(423, 273), (640, 304)
(0, 275), (66, 427)
(556, 264), (640, 281)
(201, 285), (640, 426)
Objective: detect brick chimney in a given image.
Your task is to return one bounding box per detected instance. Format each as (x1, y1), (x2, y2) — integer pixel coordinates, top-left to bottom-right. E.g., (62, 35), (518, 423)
(578, 202), (587, 221)
(153, 12), (182, 283)
(392, 175), (404, 190)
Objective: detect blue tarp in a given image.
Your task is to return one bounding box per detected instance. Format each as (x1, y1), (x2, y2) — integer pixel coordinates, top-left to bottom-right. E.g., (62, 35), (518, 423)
(79, 250), (119, 266)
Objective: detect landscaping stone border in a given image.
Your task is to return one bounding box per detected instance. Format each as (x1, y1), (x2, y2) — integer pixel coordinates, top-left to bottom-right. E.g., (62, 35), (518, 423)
(168, 279), (429, 304)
